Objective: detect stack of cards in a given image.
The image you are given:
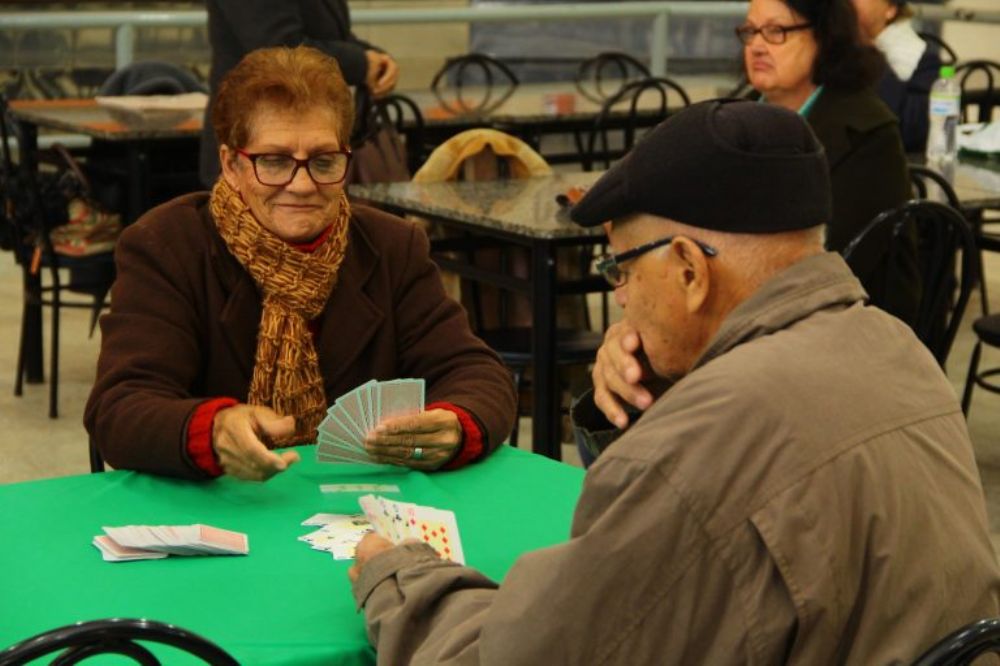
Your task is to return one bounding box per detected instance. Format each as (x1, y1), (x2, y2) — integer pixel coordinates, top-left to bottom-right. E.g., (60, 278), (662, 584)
(298, 513), (374, 560)
(359, 494), (465, 564)
(93, 524), (249, 562)
(316, 378), (425, 465)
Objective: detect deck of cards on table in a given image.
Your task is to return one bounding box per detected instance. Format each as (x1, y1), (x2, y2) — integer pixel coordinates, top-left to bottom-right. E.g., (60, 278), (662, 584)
(316, 378), (425, 465)
(93, 524), (249, 562)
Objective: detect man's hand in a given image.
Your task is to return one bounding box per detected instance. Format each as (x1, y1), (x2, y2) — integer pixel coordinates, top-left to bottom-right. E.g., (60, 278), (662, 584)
(212, 405), (300, 481)
(364, 50), (399, 98)
(365, 409), (461, 470)
(348, 532), (396, 583)
(592, 322), (659, 429)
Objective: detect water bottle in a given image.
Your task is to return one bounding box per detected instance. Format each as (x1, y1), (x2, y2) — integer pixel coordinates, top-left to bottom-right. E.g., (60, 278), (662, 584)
(926, 65), (961, 168)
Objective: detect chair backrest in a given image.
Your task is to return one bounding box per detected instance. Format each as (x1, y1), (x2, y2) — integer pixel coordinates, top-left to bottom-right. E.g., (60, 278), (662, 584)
(430, 53), (520, 117)
(97, 60), (207, 96)
(912, 617), (1000, 666)
(909, 164), (962, 210)
(574, 51), (651, 104)
(955, 60), (1000, 123)
(0, 618), (239, 665)
(841, 200), (978, 366)
(583, 76), (690, 171)
(413, 127), (551, 184)
(917, 31), (959, 65)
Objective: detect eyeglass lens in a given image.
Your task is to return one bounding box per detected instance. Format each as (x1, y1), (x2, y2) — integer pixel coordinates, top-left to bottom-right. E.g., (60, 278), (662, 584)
(735, 25), (793, 45)
(254, 153), (349, 186)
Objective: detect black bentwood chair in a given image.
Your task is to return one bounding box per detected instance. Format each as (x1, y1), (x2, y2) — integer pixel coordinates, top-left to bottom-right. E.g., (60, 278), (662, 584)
(956, 60), (1000, 124)
(574, 51), (651, 104)
(0, 93), (117, 419)
(911, 617), (1000, 666)
(582, 76), (690, 171)
(430, 53), (520, 117)
(0, 618), (240, 665)
(841, 200), (978, 367)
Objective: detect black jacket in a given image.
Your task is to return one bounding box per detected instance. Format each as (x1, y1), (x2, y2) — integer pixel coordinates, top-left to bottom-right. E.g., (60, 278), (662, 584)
(199, 0), (377, 185)
(808, 86), (918, 324)
(876, 46), (942, 153)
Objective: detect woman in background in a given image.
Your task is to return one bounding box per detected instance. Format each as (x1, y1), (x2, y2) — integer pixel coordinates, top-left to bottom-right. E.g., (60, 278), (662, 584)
(853, 0), (942, 152)
(738, 0), (918, 323)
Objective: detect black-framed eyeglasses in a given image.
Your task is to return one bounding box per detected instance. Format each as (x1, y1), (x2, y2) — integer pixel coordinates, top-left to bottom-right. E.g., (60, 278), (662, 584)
(735, 22), (812, 45)
(235, 148), (352, 186)
(595, 235), (719, 288)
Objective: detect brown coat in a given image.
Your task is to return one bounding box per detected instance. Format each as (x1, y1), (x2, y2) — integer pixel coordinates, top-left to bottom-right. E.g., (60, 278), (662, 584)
(352, 253), (1000, 665)
(84, 193), (516, 479)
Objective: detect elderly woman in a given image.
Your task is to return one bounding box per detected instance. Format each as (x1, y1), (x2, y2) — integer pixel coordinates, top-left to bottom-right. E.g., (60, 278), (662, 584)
(85, 46), (516, 481)
(853, 0), (942, 152)
(738, 0), (918, 322)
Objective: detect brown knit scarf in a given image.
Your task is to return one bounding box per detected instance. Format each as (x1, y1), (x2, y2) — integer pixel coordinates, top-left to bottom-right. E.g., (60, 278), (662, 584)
(210, 177), (350, 446)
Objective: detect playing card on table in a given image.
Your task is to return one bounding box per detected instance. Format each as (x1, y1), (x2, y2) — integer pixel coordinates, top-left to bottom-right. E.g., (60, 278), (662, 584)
(297, 513), (373, 560)
(319, 483), (401, 494)
(92, 535), (167, 562)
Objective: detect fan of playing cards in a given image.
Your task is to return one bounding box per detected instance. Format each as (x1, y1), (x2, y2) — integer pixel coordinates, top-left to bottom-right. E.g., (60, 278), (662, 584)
(93, 524), (249, 562)
(297, 495), (465, 564)
(317, 378), (425, 465)
(359, 494), (464, 564)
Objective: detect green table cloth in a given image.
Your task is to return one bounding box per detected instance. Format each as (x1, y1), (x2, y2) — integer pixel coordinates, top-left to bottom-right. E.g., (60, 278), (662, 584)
(0, 445), (584, 664)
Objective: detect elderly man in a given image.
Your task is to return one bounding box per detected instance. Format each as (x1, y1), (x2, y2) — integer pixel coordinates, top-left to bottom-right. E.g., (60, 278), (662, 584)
(347, 100), (1000, 664)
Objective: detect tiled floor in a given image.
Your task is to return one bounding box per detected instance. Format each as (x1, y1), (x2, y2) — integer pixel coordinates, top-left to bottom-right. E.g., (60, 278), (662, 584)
(2, 237), (1000, 550)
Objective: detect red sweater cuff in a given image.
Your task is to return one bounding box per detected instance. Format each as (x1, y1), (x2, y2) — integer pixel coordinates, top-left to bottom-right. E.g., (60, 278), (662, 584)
(186, 397), (238, 477)
(428, 401), (485, 470)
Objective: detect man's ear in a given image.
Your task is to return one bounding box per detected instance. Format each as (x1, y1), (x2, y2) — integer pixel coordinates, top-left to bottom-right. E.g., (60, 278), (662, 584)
(219, 144), (241, 191)
(671, 237), (712, 314)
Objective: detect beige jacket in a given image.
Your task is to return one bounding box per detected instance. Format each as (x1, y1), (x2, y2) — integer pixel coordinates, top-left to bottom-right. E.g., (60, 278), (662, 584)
(352, 253), (1000, 665)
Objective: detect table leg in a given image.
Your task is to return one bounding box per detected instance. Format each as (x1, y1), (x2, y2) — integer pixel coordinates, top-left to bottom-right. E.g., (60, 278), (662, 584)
(531, 241), (560, 459)
(125, 146), (148, 224)
(17, 121), (43, 384)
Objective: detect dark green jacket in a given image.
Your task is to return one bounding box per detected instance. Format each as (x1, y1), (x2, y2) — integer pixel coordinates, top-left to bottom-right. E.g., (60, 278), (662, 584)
(807, 86), (919, 323)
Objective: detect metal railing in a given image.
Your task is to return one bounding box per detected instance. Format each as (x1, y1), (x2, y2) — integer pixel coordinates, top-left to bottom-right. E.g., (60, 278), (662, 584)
(0, 2), (998, 75)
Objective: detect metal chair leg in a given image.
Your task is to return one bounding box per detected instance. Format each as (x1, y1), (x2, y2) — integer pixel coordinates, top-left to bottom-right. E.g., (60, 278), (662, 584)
(962, 341), (982, 416)
(14, 299), (27, 397)
(49, 284), (60, 419)
(508, 367), (523, 448)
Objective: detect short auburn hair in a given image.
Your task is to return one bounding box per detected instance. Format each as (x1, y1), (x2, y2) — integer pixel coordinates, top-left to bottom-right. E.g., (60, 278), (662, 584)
(212, 45), (354, 149)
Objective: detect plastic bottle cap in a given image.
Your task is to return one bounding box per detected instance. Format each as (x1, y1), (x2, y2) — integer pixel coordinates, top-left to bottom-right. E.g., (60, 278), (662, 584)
(940, 65), (956, 78)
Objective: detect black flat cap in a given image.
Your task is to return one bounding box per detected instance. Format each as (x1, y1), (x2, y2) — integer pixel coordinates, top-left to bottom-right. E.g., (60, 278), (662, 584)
(571, 99), (832, 233)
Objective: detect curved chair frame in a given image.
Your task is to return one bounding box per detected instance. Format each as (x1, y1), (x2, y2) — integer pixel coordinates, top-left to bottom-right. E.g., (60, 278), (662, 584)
(841, 199), (978, 367)
(0, 618), (240, 665)
(583, 76), (690, 171)
(574, 51), (651, 104)
(912, 617), (1000, 666)
(955, 60), (1000, 123)
(430, 53), (520, 117)
(917, 31), (959, 65)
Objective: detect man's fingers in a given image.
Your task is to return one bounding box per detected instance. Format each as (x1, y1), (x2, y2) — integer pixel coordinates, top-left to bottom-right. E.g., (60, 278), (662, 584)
(255, 412), (296, 440)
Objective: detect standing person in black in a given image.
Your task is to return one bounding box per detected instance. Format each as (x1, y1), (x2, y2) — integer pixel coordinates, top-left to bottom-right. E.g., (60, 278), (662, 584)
(199, 0), (399, 186)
